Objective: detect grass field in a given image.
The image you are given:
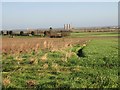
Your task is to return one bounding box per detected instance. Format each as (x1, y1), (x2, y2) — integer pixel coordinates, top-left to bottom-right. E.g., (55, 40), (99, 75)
(70, 32), (118, 38)
(1, 32), (119, 89)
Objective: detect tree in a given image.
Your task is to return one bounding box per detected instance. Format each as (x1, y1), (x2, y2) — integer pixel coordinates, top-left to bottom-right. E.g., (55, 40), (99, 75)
(9, 31), (13, 35)
(31, 31), (34, 35)
(50, 27), (52, 30)
(6, 31), (9, 35)
(1, 31), (4, 35)
(20, 31), (24, 36)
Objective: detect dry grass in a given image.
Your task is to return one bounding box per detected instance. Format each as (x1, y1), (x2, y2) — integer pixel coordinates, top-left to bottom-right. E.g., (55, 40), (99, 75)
(41, 53), (47, 62)
(26, 80), (37, 88)
(3, 78), (11, 87)
(29, 58), (38, 65)
(2, 37), (91, 54)
(43, 63), (49, 69)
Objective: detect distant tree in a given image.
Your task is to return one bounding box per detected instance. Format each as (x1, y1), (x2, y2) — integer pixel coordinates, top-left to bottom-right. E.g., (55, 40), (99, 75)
(1, 31), (4, 35)
(107, 27), (110, 29)
(6, 31), (9, 35)
(44, 31), (47, 37)
(31, 31), (34, 35)
(8, 31), (13, 38)
(9, 31), (13, 35)
(20, 31), (24, 36)
(50, 27), (52, 30)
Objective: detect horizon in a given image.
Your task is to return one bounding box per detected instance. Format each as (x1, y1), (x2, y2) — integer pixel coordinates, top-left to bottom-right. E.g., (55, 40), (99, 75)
(1, 25), (118, 31)
(1, 2), (118, 30)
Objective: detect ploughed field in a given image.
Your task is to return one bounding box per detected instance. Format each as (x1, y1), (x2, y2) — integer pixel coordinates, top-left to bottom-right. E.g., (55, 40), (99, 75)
(1, 32), (119, 88)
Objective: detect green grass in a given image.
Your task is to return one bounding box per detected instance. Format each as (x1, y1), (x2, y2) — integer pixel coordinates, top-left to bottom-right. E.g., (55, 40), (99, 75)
(70, 32), (118, 38)
(2, 35), (118, 88)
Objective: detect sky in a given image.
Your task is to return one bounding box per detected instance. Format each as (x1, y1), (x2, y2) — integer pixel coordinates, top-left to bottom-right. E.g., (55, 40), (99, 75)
(1, 0), (119, 2)
(1, 2), (118, 29)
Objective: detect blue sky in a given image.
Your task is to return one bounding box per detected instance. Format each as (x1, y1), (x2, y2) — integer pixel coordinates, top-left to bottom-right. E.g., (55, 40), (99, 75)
(2, 2), (118, 29)
(1, 0), (119, 2)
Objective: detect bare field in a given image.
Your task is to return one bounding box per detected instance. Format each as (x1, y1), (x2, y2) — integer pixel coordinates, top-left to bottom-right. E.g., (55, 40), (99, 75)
(1, 37), (91, 54)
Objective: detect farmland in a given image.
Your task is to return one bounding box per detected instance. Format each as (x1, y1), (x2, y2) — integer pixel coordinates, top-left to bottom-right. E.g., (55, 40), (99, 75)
(2, 37), (90, 54)
(1, 32), (119, 89)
